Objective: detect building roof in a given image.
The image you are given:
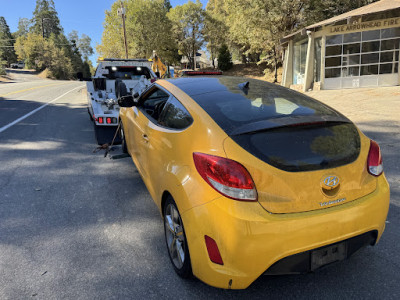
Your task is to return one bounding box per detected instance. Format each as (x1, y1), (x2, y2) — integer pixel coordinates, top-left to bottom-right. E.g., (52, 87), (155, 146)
(307, 0), (400, 30)
(282, 0), (400, 42)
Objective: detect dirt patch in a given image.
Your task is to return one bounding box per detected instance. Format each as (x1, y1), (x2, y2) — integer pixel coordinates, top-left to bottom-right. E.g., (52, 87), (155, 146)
(38, 69), (50, 79)
(221, 63), (283, 83)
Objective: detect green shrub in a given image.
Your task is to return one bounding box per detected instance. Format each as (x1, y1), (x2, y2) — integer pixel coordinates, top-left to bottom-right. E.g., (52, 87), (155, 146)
(0, 60), (6, 75)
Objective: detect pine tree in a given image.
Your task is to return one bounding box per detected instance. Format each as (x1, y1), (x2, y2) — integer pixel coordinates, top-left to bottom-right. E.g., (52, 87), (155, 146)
(30, 0), (62, 38)
(217, 44), (232, 71)
(0, 16), (17, 66)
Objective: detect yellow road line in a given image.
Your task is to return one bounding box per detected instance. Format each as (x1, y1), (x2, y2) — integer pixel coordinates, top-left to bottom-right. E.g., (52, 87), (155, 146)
(0, 82), (68, 98)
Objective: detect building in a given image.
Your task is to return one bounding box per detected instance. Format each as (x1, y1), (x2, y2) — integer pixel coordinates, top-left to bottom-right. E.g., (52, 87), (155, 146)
(281, 0), (400, 91)
(180, 51), (212, 70)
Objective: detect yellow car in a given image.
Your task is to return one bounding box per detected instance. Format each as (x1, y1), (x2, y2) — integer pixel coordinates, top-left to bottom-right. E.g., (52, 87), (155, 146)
(118, 76), (390, 289)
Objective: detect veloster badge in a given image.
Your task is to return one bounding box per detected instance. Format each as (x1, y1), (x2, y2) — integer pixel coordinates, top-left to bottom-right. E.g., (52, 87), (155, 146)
(321, 175), (340, 190)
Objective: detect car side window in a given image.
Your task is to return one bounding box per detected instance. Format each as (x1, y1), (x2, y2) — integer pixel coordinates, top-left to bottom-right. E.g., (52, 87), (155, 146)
(158, 97), (193, 130)
(140, 87), (170, 121)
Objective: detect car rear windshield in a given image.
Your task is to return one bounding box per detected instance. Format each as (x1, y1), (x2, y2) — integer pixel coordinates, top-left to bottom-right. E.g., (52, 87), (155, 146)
(231, 123), (361, 172)
(181, 77), (360, 172)
(184, 77), (347, 134)
(105, 66), (151, 80)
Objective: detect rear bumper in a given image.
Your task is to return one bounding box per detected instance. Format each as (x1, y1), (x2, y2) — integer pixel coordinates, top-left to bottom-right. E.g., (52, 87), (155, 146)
(264, 230), (377, 275)
(181, 175), (390, 289)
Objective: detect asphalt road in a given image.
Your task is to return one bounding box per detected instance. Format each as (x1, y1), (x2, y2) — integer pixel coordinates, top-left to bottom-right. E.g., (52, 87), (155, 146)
(0, 70), (399, 299)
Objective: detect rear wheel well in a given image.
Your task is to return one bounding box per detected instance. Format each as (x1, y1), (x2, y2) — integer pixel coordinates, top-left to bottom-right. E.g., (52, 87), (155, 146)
(161, 191), (172, 216)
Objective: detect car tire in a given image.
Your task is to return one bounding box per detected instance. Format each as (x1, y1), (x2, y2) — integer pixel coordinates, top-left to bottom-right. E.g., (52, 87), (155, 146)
(119, 121), (128, 154)
(163, 196), (192, 278)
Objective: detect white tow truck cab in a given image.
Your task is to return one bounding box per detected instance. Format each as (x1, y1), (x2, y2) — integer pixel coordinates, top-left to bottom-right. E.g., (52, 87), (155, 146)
(87, 58), (156, 145)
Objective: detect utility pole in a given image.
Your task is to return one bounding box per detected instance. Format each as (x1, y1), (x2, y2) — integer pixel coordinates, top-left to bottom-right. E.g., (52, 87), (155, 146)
(117, 1), (128, 59)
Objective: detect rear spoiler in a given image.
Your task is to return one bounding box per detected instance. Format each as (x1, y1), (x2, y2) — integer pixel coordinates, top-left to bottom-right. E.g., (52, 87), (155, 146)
(182, 71), (222, 76)
(228, 115), (352, 136)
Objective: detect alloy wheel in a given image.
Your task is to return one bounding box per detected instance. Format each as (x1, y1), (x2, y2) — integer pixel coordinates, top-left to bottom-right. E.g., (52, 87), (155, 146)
(164, 203), (186, 269)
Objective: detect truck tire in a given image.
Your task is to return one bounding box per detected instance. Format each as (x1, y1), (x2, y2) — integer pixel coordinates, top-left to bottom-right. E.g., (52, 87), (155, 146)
(115, 79), (128, 99)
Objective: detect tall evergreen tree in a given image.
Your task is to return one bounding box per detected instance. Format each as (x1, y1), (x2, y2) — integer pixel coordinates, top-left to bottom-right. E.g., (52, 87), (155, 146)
(0, 16), (17, 66)
(163, 0), (172, 11)
(30, 0), (62, 38)
(14, 18), (31, 38)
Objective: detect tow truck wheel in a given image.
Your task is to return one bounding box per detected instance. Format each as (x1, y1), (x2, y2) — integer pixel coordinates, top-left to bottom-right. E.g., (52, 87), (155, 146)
(119, 121), (128, 153)
(115, 79), (128, 99)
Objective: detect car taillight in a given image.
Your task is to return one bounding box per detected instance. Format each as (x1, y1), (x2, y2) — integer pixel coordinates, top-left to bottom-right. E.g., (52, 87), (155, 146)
(98, 117), (103, 124)
(193, 152), (257, 201)
(204, 235), (223, 265)
(106, 117), (112, 124)
(367, 140), (383, 176)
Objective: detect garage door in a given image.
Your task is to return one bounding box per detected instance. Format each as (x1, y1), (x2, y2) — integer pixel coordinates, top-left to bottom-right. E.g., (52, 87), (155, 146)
(324, 28), (400, 89)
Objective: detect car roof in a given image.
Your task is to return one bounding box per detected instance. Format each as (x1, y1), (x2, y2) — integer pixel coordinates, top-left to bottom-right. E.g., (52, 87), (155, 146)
(167, 76), (279, 96)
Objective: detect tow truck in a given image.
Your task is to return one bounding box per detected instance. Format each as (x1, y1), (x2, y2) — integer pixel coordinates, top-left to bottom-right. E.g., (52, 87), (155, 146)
(87, 58), (157, 145)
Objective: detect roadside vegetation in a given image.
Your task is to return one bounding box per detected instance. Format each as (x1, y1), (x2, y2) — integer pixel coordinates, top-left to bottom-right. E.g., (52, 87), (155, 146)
(98, 0), (377, 81)
(0, 0), (94, 80)
(2, 0), (377, 81)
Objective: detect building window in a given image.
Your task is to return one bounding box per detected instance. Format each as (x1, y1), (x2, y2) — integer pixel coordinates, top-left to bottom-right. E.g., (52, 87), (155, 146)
(324, 27), (400, 89)
(293, 40), (308, 85)
(326, 34), (343, 45)
(314, 38), (322, 82)
(344, 32), (361, 43)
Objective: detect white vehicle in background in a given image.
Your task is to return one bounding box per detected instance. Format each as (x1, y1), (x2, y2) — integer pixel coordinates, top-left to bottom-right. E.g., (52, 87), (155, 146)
(11, 61), (25, 69)
(87, 58), (156, 145)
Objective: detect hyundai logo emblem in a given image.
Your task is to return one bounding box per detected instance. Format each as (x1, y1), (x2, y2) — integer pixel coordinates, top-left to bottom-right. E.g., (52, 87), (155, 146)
(322, 175), (340, 190)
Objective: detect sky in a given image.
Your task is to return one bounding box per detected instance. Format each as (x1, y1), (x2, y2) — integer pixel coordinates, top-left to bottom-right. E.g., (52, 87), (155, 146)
(0, 0), (205, 64)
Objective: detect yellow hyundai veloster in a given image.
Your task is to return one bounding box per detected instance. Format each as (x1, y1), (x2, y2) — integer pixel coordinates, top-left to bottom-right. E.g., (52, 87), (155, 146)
(118, 76), (390, 289)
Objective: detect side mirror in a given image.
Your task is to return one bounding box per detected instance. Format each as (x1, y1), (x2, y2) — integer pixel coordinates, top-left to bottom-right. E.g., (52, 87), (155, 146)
(118, 96), (136, 107)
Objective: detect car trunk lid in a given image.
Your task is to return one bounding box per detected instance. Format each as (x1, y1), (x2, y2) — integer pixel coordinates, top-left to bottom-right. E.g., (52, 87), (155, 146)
(223, 122), (376, 214)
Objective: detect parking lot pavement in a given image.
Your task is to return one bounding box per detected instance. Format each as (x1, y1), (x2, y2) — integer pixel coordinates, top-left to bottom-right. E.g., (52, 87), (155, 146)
(0, 76), (399, 299)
